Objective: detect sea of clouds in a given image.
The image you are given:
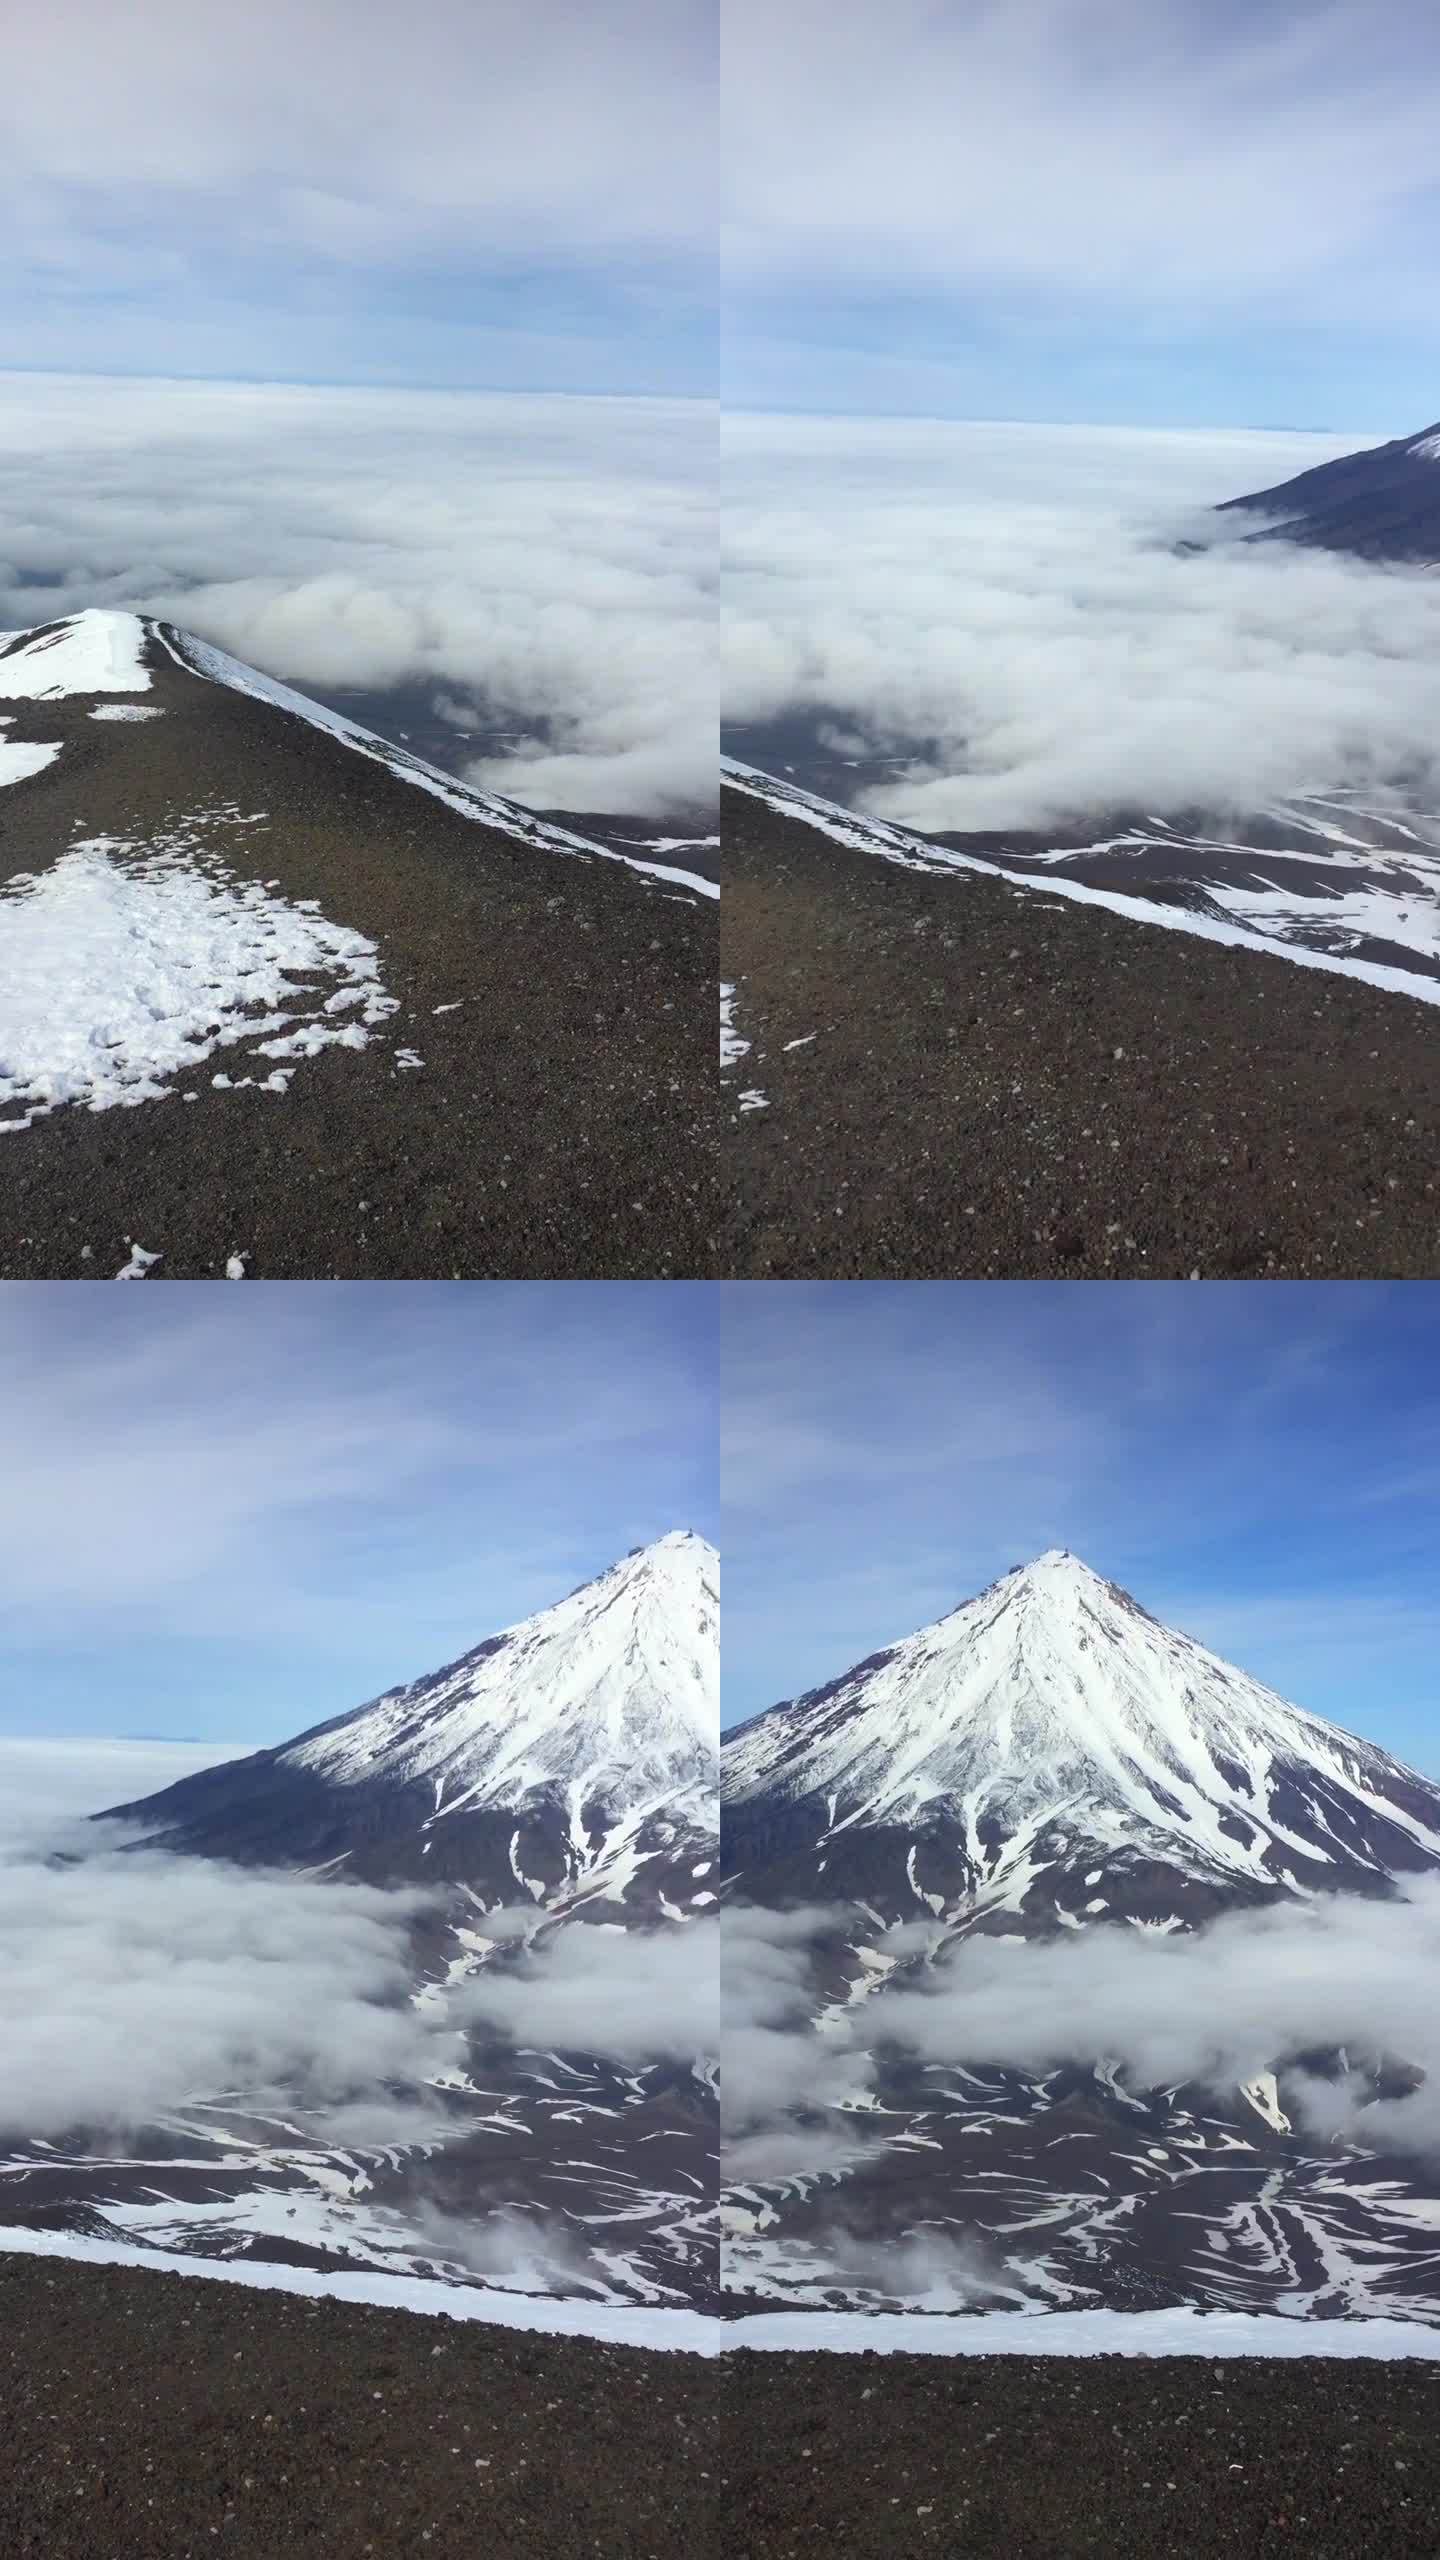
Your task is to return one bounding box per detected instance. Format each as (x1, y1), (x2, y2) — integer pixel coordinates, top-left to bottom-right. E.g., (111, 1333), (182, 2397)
(724, 414), (1440, 833)
(0, 375), (715, 815)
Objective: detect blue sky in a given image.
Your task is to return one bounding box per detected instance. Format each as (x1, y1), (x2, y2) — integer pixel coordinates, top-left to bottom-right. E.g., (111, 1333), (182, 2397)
(725, 0), (1440, 430)
(1, 1284), (716, 1746)
(1, 1), (713, 398)
(722, 1283), (1440, 1775)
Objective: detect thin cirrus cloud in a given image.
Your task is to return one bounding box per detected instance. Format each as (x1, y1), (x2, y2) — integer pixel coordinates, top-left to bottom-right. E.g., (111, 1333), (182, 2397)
(724, 0), (1440, 423)
(723, 412), (1440, 833)
(0, 0), (714, 395)
(0, 375), (715, 816)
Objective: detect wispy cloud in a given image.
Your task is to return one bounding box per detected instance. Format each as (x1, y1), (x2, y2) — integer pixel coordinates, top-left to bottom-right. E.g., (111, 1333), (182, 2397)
(2, 1282), (716, 1736)
(725, 0), (1440, 419)
(1, 1), (713, 393)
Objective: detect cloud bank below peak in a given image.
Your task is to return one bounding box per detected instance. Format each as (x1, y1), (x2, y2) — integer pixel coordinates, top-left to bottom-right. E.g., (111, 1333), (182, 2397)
(0, 376), (716, 816)
(724, 414), (1440, 834)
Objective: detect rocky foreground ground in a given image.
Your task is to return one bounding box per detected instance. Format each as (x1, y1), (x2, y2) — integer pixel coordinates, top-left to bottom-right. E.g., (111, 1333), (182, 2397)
(4, 2255), (1439, 2558)
(721, 2342), (1440, 2557)
(0, 2254), (717, 2560)
(723, 784), (1440, 1279)
(1, 664), (716, 1280)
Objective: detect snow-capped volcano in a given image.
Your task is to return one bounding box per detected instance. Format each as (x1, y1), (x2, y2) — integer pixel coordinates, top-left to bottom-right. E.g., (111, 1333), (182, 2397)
(2, 1537), (722, 2309)
(106, 1532), (719, 1915)
(1213, 420), (1440, 565)
(721, 1558), (1440, 2322)
(723, 1550), (1440, 1929)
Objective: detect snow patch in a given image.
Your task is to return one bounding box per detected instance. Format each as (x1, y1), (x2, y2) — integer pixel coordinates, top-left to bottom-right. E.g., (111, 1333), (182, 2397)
(0, 609), (151, 698)
(0, 740), (61, 787)
(0, 831), (398, 1132)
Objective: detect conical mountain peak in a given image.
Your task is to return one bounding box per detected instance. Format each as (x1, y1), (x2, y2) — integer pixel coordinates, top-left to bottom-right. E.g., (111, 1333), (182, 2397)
(723, 1556), (1440, 1905)
(102, 1539), (718, 1908)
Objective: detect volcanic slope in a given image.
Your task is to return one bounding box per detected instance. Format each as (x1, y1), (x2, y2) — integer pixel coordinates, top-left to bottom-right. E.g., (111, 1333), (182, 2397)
(3, 1535), (719, 2308)
(1214, 418), (1440, 565)
(722, 760), (1440, 1278)
(720, 1550), (1440, 2318)
(0, 611), (716, 1279)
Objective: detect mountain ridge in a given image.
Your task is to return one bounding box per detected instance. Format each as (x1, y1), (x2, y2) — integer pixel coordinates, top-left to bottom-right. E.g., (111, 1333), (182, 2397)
(2, 610), (717, 1278)
(1214, 419), (1440, 565)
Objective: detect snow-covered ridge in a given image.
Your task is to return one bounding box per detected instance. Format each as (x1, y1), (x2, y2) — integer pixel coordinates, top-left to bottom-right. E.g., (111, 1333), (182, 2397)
(0, 612), (715, 898)
(288, 1530), (719, 1832)
(157, 623), (718, 900)
(723, 1550), (1440, 1893)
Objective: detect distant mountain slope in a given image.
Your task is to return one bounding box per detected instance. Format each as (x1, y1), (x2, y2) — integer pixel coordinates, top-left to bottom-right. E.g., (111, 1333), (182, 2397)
(1214, 421), (1440, 564)
(0, 612), (716, 1280)
(721, 1555), (1440, 2319)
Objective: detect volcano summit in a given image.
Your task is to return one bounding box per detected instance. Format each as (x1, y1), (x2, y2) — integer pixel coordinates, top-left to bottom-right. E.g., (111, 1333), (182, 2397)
(721, 1553), (1440, 2320)
(0, 610), (716, 1280)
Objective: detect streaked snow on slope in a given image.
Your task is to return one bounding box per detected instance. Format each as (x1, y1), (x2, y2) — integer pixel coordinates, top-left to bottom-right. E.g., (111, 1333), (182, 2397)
(288, 1530), (718, 1849)
(157, 622), (718, 902)
(0, 829), (398, 1132)
(724, 1549), (1440, 1896)
(0, 609), (151, 697)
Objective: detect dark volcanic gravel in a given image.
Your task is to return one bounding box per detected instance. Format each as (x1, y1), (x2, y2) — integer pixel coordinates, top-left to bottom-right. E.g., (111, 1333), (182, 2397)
(0, 655), (716, 1279)
(6, 2256), (1439, 2560)
(0, 2253), (717, 2560)
(723, 787), (1440, 1277)
(722, 2346), (1440, 2558)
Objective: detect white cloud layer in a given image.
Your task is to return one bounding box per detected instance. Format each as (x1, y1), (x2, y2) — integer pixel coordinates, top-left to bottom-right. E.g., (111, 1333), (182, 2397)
(0, 1816), (459, 2140)
(725, 1888), (1440, 2172)
(0, 375), (715, 813)
(724, 414), (1440, 832)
